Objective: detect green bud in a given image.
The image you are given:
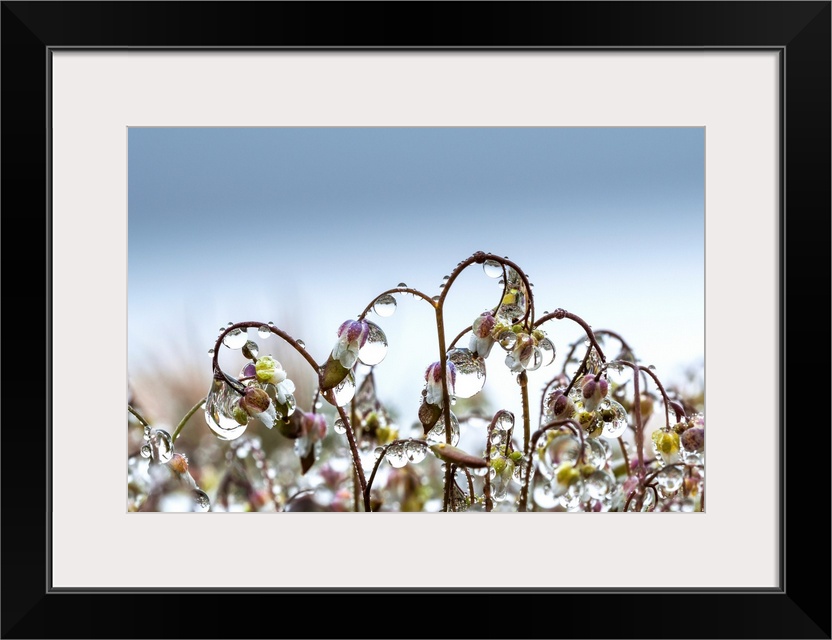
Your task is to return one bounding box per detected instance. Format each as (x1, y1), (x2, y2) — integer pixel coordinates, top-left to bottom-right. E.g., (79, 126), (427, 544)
(319, 355), (350, 391)
(232, 404), (249, 426)
(556, 463), (580, 486)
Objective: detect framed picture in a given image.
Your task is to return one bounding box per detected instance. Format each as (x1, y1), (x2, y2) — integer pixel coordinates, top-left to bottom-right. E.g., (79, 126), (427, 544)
(4, 1), (829, 638)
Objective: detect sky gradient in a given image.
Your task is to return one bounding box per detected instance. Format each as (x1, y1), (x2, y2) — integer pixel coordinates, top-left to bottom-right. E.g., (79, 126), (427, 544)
(128, 127), (704, 431)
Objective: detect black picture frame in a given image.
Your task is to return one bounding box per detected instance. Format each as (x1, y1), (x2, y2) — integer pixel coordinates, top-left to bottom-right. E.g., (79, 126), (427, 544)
(2, 2), (829, 638)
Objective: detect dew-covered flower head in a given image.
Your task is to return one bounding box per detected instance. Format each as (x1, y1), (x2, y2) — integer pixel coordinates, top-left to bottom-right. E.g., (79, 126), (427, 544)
(254, 355), (296, 405)
(580, 373), (609, 412)
(424, 361), (456, 407)
(239, 386), (277, 428)
(469, 310), (497, 358)
(332, 319), (370, 369)
(505, 332), (535, 373)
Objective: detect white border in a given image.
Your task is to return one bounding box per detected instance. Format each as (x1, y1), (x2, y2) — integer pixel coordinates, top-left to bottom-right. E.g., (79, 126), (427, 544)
(51, 51), (780, 588)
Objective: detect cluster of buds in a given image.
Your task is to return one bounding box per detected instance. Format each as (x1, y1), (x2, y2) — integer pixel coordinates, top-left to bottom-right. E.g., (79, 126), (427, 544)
(468, 309), (555, 374)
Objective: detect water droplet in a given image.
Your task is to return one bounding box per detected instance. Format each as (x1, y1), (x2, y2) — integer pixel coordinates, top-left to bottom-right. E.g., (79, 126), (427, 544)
(431, 295), (440, 302)
(296, 340), (306, 349)
(538, 338), (556, 366)
(426, 412), (460, 446)
(512, 456), (528, 485)
(151, 429), (174, 463)
(483, 260), (502, 278)
(204, 379), (248, 440)
(372, 294), (397, 318)
(657, 466), (684, 492)
(385, 442), (408, 468)
(194, 489), (210, 511)
(498, 331), (517, 350)
(268, 321), (274, 327)
(491, 431), (503, 445)
(333, 418), (347, 434)
(585, 470), (614, 499)
(357, 321), (388, 366)
(582, 439), (607, 470)
(446, 348), (486, 398)
(207, 348), (214, 355)
(538, 434), (581, 480)
(404, 440), (427, 463)
(601, 399), (628, 438)
(140, 444), (152, 458)
(533, 478), (559, 509)
(496, 412), (514, 432)
(374, 446), (385, 460)
(323, 370), (356, 407)
(397, 282), (407, 290)
(242, 340), (259, 359)
(526, 346), (543, 372)
(258, 325), (271, 339)
(283, 394), (297, 418)
(680, 497), (696, 512)
(223, 328), (247, 349)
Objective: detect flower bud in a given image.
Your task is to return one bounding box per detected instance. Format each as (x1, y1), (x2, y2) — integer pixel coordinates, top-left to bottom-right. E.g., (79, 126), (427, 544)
(430, 443), (487, 468)
(418, 397), (442, 433)
(681, 427), (704, 453)
(168, 453), (189, 475)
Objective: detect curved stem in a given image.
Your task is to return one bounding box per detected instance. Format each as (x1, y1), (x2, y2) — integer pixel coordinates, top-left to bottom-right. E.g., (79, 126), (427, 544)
(363, 438), (429, 513)
(212, 321), (320, 395)
(637, 365), (673, 429)
(565, 342), (596, 396)
(642, 461), (704, 486)
(127, 405), (149, 427)
(439, 252), (535, 330)
(535, 309), (606, 363)
(171, 397), (206, 443)
(624, 484), (659, 512)
(518, 418), (584, 511)
(594, 329), (633, 354)
(357, 287), (437, 320)
(483, 410), (513, 512)
(617, 436), (632, 478)
(448, 325), (473, 350)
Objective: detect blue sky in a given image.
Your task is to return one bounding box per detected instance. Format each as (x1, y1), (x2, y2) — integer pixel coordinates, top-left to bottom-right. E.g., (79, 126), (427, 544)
(128, 127), (704, 430)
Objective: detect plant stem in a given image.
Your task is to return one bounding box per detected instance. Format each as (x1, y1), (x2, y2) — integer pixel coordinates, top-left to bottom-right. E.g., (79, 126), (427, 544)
(518, 371), (531, 454)
(519, 418), (583, 511)
(618, 436), (632, 477)
(350, 401), (361, 513)
(335, 405), (368, 510)
(462, 466), (475, 504)
(127, 405), (149, 427)
(171, 397), (206, 443)
(638, 365), (673, 429)
(357, 287), (437, 320)
(535, 309), (606, 362)
(212, 321), (320, 394)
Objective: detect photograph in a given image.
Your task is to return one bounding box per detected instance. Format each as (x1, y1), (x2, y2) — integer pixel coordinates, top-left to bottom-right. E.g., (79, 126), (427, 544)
(127, 126), (706, 514)
(3, 0), (828, 637)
